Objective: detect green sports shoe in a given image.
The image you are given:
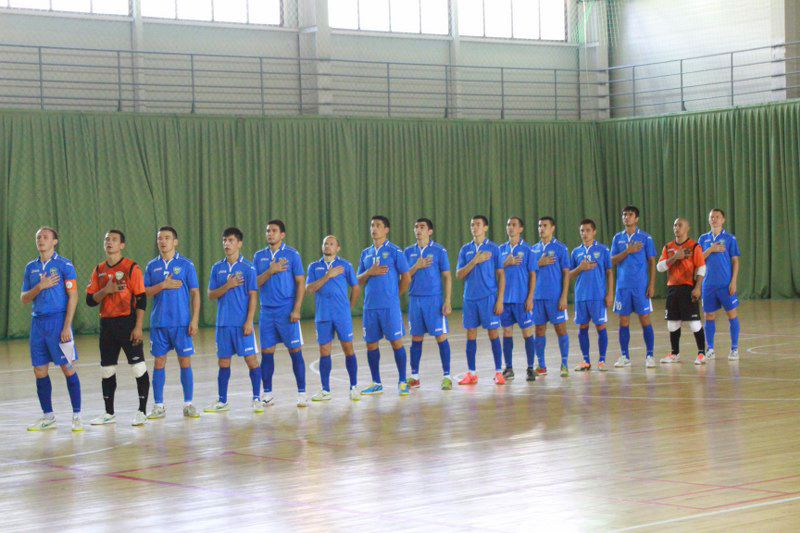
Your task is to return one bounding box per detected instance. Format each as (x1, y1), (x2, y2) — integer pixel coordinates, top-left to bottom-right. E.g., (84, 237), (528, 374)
(560, 364), (569, 377)
(441, 376), (453, 390)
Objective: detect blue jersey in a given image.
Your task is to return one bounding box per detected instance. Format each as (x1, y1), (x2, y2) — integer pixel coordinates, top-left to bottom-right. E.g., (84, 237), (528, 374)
(611, 229), (657, 289)
(404, 241), (450, 297)
(570, 241), (612, 302)
(698, 229), (740, 288)
(499, 240), (537, 303)
(144, 253), (199, 328)
(306, 257), (358, 322)
(531, 238), (570, 300)
(22, 253), (78, 317)
(208, 256), (258, 327)
(457, 239), (503, 301)
(254, 243), (304, 308)
(358, 241), (409, 310)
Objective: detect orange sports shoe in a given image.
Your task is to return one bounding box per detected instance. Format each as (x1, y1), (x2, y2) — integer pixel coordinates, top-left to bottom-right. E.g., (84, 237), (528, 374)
(458, 372), (478, 385)
(493, 372), (506, 385)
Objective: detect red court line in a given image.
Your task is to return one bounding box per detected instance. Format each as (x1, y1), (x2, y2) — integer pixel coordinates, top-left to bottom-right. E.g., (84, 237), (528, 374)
(702, 490), (800, 512)
(653, 485), (789, 502)
(222, 450), (298, 463)
(735, 473), (800, 487)
(110, 456), (211, 475)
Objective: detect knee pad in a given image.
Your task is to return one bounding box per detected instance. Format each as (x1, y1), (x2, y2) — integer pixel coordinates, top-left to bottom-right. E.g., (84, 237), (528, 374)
(667, 321), (682, 332)
(689, 320), (703, 333)
(131, 361), (148, 378)
(101, 365), (117, 379)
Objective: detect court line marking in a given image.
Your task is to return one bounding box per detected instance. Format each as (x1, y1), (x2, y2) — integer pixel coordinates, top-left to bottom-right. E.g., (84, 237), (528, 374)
(0, 440), (135, 466)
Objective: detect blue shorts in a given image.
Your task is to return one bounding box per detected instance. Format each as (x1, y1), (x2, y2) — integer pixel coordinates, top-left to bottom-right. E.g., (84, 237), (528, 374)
(215, 326), (258, 358)
(363, 306), (405, 343)
(702, 286), (739, 313)
(500, 302), (534, 329)
(30, 314), (77, 367)
(316, 317), (354, 346)
(408, 295), (449, 337)
(259, 304), (303, 350)
(463, 295), (500, 330)
(150, 327), (195, 357)
(613, 287), (653, 316)
(574, 300), (608, 326)
(533, 299), (568, 326)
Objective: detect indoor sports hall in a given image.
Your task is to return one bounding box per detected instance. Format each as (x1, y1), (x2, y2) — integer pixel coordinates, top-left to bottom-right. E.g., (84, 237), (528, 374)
(0, 1), (798, 531)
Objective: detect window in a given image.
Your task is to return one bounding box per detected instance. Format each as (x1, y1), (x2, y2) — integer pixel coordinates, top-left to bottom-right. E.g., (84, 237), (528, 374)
(141, 0), (282, 26)
(458, 0), (566, 41)
(328, 0), (450, 35)
(5, 0), (129, 15)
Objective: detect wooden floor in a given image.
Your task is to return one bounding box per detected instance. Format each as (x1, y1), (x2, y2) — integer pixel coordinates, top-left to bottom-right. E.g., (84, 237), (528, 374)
(1, 300), (799, 532)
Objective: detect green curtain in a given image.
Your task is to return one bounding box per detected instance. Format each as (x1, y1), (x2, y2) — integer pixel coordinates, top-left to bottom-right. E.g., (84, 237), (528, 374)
(1, 102), (798, 338)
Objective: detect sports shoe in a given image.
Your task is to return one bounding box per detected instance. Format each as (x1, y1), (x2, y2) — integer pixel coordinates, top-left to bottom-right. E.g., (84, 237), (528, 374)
(694, 353), (705, 365)
(574, 361), (591, 372)
(398, 382), (410, 396)
(614, 356), (631, 368)
(526, 368), (536, 381)
(728, 349), (739, 361)
(660, 353), (680, 364)
(502, 367), (515, 381)
(90, 413), (116, 425)
(262, 394), (274, 407)
(706, 348), (716, 360)
(147, 404), (166, 419)
(458, 372), (478, 385)
(535, 367), (548, 376)
(493, 372), (506, 385)
(645, 356), (656, 368)
(597, 361), (608, 371)
(71, 414), (83, 432)
(297, 393), (308, 407)
(441, 376), (453, 390)
(407, 377), (421, 389)
(349, 387), (361, 401)
(360, 383), (384, 396)
(27, 415), (56, 432)
(312, 390), (332, 402)
(560, 365), (569, 377)
(131, 411), (147, 426)
(183, 404), (200, 418)
(252, 399), (264, 413)
(203, 401), (230, 413)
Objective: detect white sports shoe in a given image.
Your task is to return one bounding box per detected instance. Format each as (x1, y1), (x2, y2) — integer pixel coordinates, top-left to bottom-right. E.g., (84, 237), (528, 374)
(204, 401), (230, 413)
(183, 404), (200, 418)
(728, 349), (739, 361)
(252, 399), (264, 413)
(705, 348), (716, 360)
(349, 387), (361, 401)
(262, 394), (274, 407)
(614, 356), (631, 368)
(90, 413), (116, 425)
(131, 411), (147, 426)
(645, 356), (656, 368)
(660, 353), (680, 364)
(312, 390), (332, 402)
(694, 353), (706, 365)
(147, 404), (166, 419)
(71, 414), (83, 432)
(27, 415), (56, 432)
(297, 393), (308, 408)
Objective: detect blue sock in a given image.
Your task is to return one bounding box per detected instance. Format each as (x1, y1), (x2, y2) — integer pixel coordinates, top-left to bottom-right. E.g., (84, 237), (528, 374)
(466, 339), (477, 372)
(643, 324), (655, 357)
(578, 328), (590, 362)
(393, 346), (407, 383)
(524, 336), (536, 368)
(320, 356), (332, 392)
(249, 367), (262, 400)
(410, 340), (423, 374)
(535, 336), (546, 368)
(490, 337), (502, 372)
(345, 354), (358, 387)
(619, 326), (630, 359)
(705, 319), (716, 349)
(260, 353), (275, 393)
(598, 329), (608, 361)
(558, 334), (570, 367)
(438, 339), (451, 375)
(729, 317), (740, 350)
(180, 367), (193, 403)
(367, 349), (381, 384)
(290, 351), (306, 393)
(217, 367), (231, 404)
(36, 376), (53, 414)
(65, 373), (81, 413)
(153, 367), (166, 405)
(502, 337), (514, 368)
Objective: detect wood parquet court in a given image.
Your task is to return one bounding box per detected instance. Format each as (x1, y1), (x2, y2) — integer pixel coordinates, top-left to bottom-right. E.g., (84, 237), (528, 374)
(1, 299), (799, 532)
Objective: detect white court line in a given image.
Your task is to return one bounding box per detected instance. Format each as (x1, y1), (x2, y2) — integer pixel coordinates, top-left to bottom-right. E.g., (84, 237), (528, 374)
(0, 440), (136, 466)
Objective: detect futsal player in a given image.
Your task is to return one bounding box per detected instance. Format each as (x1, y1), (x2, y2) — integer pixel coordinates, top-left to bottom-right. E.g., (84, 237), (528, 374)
(21, 227), (82, 432)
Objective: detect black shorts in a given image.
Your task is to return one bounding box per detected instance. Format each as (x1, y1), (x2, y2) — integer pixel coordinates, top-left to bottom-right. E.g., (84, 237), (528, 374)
(100, 315), (144, 366)
(665, 286), (701, 321)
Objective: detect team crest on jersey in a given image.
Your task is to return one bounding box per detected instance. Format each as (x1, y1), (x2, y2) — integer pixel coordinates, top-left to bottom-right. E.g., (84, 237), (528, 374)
(50, 268), (58, 276)
(547, 251), (554, 257)
(516, 252), (524, 257)
(593, 252), (600, 258)
(382, 252), (389, 259)
(173, 267), (182, 274)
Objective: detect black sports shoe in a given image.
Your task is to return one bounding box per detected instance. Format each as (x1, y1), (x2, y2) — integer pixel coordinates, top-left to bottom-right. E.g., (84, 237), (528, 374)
(526, 367), (536, 382)
(502, 367), (515, 381)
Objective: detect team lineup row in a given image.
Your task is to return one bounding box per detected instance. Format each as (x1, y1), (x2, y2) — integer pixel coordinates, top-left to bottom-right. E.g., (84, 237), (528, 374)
(21, 206), (741, 431)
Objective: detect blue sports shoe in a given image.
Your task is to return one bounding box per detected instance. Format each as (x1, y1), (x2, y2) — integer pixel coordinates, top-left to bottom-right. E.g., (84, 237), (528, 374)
(398, 382), (410, 396)
(360, 383), (384, 396)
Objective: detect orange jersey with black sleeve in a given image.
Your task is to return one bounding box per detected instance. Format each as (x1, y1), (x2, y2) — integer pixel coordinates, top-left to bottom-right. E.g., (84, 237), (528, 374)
(86, 257), (145, 318)
(659, 239), (705, 287)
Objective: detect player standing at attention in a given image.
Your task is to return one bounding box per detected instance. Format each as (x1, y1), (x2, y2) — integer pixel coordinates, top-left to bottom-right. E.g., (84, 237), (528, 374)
(611, 206), (657, 368)
(144, 226), (201, 419)
(658, 218), (707, 365)
(530, 217), (571, 377)
(455, 215), (506, 385)
(357, 216), (411, 396)
(21, 227), (82, 432)
(404, 218), (453, 390)
(86, 230), (150, 426)
(205, 227), (262, 413)
(698, 209), (741, 361)
(306, 235), (361, 401)
(254, 220), (308, 407)
(569, 219), (614, 372)
(498, 217), (538, 382)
